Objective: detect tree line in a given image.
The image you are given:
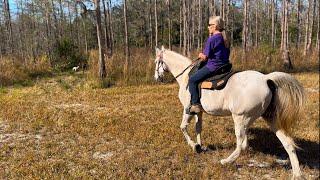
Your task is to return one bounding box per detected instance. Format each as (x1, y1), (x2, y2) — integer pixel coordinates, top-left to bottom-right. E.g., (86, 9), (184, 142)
(0, 0), (319, 78)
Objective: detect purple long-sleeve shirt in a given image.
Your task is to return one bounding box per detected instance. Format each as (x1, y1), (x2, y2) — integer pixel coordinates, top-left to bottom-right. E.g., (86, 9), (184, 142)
(203, 33), (230, 72)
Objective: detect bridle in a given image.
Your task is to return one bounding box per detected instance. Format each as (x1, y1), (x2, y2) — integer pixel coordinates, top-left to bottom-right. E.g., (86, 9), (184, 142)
(155, 55), (169, 82)
(156, 57), (168, 74)
(156, 54), (200, 80)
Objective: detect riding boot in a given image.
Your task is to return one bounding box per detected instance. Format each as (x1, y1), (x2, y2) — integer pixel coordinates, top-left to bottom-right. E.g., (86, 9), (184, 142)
(186, 104), (203, 114)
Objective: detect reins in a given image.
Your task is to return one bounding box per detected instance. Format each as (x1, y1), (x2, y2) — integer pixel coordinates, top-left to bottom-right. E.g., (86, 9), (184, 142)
(174, 58), (201, 79)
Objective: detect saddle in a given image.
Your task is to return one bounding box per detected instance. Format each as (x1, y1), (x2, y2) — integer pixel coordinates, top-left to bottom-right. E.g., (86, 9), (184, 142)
(189, 62), (237, 90)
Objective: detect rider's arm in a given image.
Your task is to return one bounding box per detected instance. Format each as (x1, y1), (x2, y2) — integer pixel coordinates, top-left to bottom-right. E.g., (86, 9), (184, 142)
(201, 36), (215, 61)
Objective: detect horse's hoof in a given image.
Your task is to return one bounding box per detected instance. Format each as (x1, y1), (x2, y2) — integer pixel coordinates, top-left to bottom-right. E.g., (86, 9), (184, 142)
(195, 144), (202, 153)
(292, 175), (306, 180)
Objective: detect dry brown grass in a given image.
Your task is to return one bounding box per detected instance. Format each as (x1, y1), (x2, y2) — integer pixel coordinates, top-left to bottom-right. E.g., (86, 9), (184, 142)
(86, 46), (319, 87)
(0, 71), (318, 179)
(0, 55), (52, 86)
(87, 48), (156, 87)
(1, 46), (318, 88)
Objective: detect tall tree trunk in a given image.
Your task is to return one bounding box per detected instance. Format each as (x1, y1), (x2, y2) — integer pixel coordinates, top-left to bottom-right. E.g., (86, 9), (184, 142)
(271, 0), (275, 48)
(197, 0), (202, 50)
(187, 0), (191, 56)
(167, 0), (171, 50)
(143, 6), (148, 48)
(191, 1), (195, 50)
(304, 0), (311, 55)
(209, 0), (216, 16)
(281, 0), (285, 51)
(149, 0), (153, 49)
(255, 1), (258, 47)
(183, 0), (187, 55)
(74, 2), (81, 53)
(3, 0), (13, 54)
(316, 1), (320, 52)
(94, 0), (106, 78)
(67, 1), (73, 38)
(248, 1), (252, 47)
(0, 5), (3, 57)
(179, 0), (182, 51)
(296, 0), (301, 47)
(230, 0), (234, 46)
(58, 0), (65, 38)
(30, 1), (36, 60)
(281, 0), (285, 50)
(307, 0), (316, 53)
(83, 21), (88, 55)
(45, 1), (52, 60)
(51, 0), (59, 42)
(220, 0), (225, 19)
(282, 0), (293, 70)
(242, 0), (249, 60)
(226, 0), (230, 30)
(154, 0), (158, 47)
(123, 0), (129, 73)
(107, 0), (114, 53)
(102, 0), (111, 57)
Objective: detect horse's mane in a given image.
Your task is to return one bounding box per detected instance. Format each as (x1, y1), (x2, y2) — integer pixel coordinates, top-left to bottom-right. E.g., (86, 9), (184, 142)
(163, 49), (192, 86)
(164, 49), (192, 64)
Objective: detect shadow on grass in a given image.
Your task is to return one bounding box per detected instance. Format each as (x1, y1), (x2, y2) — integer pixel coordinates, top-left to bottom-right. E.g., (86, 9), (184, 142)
(205, 127), (319, 170)
(248, 128), (319, 170)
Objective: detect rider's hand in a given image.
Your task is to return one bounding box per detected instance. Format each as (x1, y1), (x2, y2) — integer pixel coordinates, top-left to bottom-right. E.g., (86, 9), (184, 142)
(198, 53), (207, 60)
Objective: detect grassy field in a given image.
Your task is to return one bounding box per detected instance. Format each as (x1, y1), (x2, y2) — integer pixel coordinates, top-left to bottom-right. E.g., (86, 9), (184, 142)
(0, 72), (319, 179)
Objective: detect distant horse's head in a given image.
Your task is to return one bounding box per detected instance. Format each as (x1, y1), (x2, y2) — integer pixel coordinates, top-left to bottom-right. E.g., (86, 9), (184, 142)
(154, 46), (169, 82)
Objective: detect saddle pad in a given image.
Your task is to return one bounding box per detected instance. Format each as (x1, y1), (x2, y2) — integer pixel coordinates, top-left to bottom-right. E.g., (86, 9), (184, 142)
(200, 71), (238, 90)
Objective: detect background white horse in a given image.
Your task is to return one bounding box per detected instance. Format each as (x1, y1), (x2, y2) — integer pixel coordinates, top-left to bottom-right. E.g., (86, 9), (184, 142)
(154, 46), (305, 179)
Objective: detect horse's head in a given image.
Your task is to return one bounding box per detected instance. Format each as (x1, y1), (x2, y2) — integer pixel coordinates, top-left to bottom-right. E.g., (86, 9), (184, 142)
(154, 46), (169, 82)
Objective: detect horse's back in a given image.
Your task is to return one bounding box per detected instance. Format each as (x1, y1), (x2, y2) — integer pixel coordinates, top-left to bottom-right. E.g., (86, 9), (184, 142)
(201, 70), (272, 116)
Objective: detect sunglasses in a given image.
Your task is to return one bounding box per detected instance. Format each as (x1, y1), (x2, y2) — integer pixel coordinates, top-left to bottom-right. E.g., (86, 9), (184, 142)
(208, 24), (215, 27)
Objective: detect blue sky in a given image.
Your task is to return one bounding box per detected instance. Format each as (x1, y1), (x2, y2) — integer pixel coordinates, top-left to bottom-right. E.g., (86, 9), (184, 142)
(9, 0), (17, 11)
(7, 0), (121, 13)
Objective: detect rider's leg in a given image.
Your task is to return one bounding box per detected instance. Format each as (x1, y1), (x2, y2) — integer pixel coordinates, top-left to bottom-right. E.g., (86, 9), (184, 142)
(188, 66), (213, 113)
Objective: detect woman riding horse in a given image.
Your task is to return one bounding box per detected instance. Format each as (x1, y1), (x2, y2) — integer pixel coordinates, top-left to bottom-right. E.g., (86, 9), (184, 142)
(188, 16), (231, 114)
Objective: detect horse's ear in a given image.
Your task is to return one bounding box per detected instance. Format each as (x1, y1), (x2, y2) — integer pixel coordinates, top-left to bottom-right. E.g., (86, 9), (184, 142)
(161, 45), (165, 51)
(155, 47), (160, 55)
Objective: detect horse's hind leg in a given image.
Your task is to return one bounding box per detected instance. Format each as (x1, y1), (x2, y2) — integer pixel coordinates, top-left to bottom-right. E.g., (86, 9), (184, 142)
(221, 114), (251, 164)
(241, 119), (256, 151)
(271, 127), (302, 179)
(180, 110), (200, 152)
(241, 131), (248, 150)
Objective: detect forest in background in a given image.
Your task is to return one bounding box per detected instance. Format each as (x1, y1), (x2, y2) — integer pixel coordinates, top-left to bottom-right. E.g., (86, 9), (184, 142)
(0, 0), (319, 86)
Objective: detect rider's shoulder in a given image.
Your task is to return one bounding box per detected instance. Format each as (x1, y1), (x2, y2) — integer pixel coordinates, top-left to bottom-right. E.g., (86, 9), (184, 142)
(208, 33), (223, 41)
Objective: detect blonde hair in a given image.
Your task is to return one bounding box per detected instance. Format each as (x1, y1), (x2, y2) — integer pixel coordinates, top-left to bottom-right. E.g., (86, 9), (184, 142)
(209, 16), (230, 48)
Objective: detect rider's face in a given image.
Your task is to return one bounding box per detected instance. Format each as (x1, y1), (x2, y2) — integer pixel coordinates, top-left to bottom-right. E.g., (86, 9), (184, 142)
(208, 23), (216, 35)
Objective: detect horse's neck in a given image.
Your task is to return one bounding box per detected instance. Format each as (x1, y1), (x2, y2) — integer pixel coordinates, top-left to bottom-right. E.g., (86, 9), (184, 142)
(163, 51), (192, 87)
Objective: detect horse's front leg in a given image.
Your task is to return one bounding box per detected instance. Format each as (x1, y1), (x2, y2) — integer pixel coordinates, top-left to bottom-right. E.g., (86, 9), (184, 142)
(180, 110), (200, 152)
(195, 112), (203, 152)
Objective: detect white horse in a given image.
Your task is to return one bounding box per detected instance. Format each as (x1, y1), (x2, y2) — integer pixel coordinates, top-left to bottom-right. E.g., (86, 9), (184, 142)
(154, 46), (305, 179)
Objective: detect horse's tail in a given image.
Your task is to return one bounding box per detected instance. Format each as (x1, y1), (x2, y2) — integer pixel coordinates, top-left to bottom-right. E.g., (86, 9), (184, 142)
(263, 72), (305, 136)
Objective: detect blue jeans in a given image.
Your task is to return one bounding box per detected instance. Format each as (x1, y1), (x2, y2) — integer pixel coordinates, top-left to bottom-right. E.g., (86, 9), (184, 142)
(188, 66), (215, 105)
